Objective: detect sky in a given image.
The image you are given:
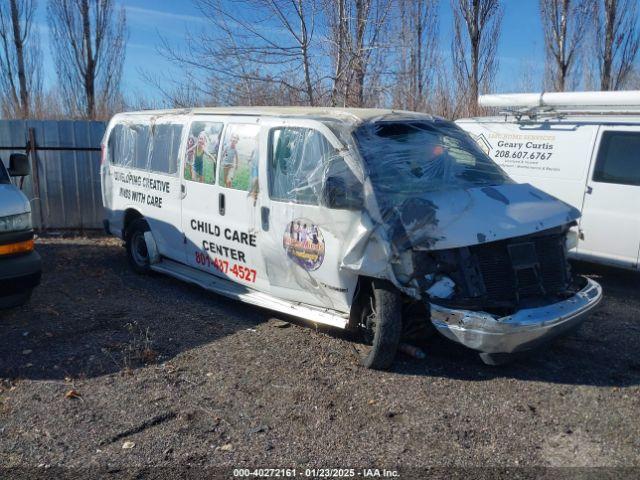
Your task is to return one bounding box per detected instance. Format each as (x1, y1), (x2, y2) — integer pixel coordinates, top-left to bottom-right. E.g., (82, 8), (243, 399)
(34, 0), (547, 103)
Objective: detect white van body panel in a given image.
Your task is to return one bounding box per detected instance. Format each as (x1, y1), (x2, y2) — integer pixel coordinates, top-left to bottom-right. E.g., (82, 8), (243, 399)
(455, 119), (598, 208)
(0, 183), (31, 217)
(457, 116), (640, 270)
(101, 109), (370, 321)
(102, 113), (187, 262)
(578, 125), (640, 267)
(100, 107), (600, 340)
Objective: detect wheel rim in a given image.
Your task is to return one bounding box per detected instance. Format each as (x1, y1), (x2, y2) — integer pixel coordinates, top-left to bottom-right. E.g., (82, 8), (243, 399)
(363, 309), (376, 345)
(131, 231), (149, 266)
(358, 296), (377, 346)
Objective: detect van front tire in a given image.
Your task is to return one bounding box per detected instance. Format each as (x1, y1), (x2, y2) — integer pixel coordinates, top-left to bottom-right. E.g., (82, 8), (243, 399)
(357, 280), (402, 370)
(125, 218), (152, 274)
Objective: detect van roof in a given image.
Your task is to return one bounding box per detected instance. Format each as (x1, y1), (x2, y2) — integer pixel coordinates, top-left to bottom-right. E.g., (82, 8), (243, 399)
(112, 106), (437, 124)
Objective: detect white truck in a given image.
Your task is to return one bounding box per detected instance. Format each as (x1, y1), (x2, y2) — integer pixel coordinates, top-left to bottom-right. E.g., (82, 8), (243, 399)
(0, 153), (41, 308)
(458, 91), (640, 270)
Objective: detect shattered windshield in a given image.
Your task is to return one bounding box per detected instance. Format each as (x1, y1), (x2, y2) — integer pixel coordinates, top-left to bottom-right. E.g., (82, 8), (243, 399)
(0, 160), (10, 184)
(354, 120), (511, 197)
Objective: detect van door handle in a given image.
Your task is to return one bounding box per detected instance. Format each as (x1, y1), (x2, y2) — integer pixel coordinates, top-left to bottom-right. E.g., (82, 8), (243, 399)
(181, 184), (186, 198)
(261, 206), (270, 231)
(586, 185), (593, 194)
(219, 193), (225, 215)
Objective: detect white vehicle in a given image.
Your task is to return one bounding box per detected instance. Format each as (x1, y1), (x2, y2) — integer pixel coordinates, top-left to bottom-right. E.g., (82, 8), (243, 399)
(458, 90), (640, 270)
(0, 153), (41, 308)
(101, 107), (602, 368)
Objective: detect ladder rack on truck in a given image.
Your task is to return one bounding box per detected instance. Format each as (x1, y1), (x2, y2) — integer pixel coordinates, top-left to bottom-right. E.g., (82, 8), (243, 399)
(479, 90), (640, 120)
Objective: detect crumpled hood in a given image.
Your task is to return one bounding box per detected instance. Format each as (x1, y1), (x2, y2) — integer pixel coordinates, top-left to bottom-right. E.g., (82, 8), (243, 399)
(391, 183), (580, 251)
(0, 183), (30, 217)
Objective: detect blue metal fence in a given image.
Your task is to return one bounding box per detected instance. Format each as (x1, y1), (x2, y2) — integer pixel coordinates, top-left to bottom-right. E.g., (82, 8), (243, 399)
(0, 120), (107, 230)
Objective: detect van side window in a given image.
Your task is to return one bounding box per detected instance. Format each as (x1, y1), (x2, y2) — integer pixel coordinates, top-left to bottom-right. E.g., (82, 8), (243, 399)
(269, 127), (334, 205)
(593, 131), (640, 186)
(150, 124), (183, 175)
(184, 121), (223, 184)
(108, 123), (150, 170)
(133, 124), (151, 170)
(218, 124), (261, 193)
(108, 124), (135, 167)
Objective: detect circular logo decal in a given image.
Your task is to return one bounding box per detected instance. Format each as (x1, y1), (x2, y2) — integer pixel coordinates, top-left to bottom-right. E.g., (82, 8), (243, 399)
(283, 219), (325, 271)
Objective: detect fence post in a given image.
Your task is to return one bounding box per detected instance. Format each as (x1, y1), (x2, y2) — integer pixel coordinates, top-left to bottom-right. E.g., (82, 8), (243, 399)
(27, 127), (45, 232)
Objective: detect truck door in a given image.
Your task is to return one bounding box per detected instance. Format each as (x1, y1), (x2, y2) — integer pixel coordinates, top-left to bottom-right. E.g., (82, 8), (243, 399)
(578, 127), (640, 268)
(180, 117), (269, 291)
(258, 120), (360, 313)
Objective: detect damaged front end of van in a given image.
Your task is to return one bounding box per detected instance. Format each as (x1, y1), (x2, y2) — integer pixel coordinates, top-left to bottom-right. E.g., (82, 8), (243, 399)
(334, 115), (602, 364)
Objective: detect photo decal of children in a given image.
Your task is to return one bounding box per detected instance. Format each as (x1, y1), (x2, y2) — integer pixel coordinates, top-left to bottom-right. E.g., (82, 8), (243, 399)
(218, 124), (261, 193)
(184, 122), (222, 184)
(283, 219), (325, 271)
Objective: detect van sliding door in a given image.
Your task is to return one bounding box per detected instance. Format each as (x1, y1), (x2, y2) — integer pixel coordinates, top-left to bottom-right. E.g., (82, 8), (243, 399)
(180, 117), (269, 291)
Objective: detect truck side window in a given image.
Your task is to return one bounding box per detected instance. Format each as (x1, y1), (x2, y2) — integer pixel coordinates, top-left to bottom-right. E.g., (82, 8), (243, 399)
(593, 131), (640, 186)
(218, 124), (261, 192)
(184, 121), (223, 184)
(150, 124), (183, 175)
(269, 127), (334, 205)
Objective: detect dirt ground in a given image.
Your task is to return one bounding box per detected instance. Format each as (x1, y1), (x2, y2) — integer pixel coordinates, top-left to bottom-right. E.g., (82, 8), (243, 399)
(1, 236), (639, 477)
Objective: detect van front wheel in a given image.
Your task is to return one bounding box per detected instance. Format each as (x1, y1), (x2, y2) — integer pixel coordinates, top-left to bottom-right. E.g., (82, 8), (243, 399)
(125, 218), (152, 274)
(356, 280), (402, 370)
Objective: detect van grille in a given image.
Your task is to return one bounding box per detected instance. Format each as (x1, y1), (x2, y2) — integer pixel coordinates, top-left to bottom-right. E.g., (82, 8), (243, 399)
(469, 232), (569, 304)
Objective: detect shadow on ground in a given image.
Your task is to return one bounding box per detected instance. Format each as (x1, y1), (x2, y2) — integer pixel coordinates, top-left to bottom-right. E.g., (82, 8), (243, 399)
(1, 239), (639, 389)
(0, 239), (272, 381)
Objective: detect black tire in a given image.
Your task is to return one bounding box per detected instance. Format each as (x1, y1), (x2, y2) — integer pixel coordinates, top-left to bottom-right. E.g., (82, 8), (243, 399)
(125, 218), (152, 274)
(357, 280), (402, 370)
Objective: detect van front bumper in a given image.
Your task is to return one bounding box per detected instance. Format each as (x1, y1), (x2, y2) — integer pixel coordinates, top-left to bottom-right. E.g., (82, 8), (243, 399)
(429, 278), (603, 354)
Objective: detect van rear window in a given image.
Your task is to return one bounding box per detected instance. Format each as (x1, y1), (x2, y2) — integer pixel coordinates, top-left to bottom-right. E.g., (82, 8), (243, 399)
(593, 131), (640, 187)
(109, 122), (183, 175)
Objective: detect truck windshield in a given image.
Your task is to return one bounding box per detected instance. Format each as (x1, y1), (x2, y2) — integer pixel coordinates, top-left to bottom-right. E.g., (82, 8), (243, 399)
(0, 160), (10, 184)
(354, 120), (511, 196)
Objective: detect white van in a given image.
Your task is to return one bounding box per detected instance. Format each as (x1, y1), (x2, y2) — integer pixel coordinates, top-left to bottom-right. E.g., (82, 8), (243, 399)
(0, 153), (41, 308)
(458, 91), (640, 270)
(101, 107), (602, 368)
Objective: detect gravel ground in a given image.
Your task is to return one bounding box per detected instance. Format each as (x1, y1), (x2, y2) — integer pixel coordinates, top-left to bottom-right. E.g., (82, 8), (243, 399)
(0, 236), (639, 476)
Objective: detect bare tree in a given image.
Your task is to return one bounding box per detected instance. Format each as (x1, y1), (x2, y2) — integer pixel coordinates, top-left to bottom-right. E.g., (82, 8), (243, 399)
(0, 0), (42, 118)
(515, 58), (543, 92)
(451, 0), (502, 117)
(47, 0), (126, 119)
(158, 0), (322, 107)
(325, 0), (394, 107)
(594, 0), (640, 90)
(540, 0), (590, 92)
(392, 0), (438, 111)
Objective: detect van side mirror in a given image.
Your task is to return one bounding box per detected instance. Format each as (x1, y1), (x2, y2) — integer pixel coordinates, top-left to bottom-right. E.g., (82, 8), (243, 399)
(321, 176), (364, 210)
(8, 153), (30, 177)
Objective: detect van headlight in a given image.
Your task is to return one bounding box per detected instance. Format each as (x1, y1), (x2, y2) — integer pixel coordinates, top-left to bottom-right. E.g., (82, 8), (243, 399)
(565, 229), (579, 251)
(0, 212), (32, 232)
